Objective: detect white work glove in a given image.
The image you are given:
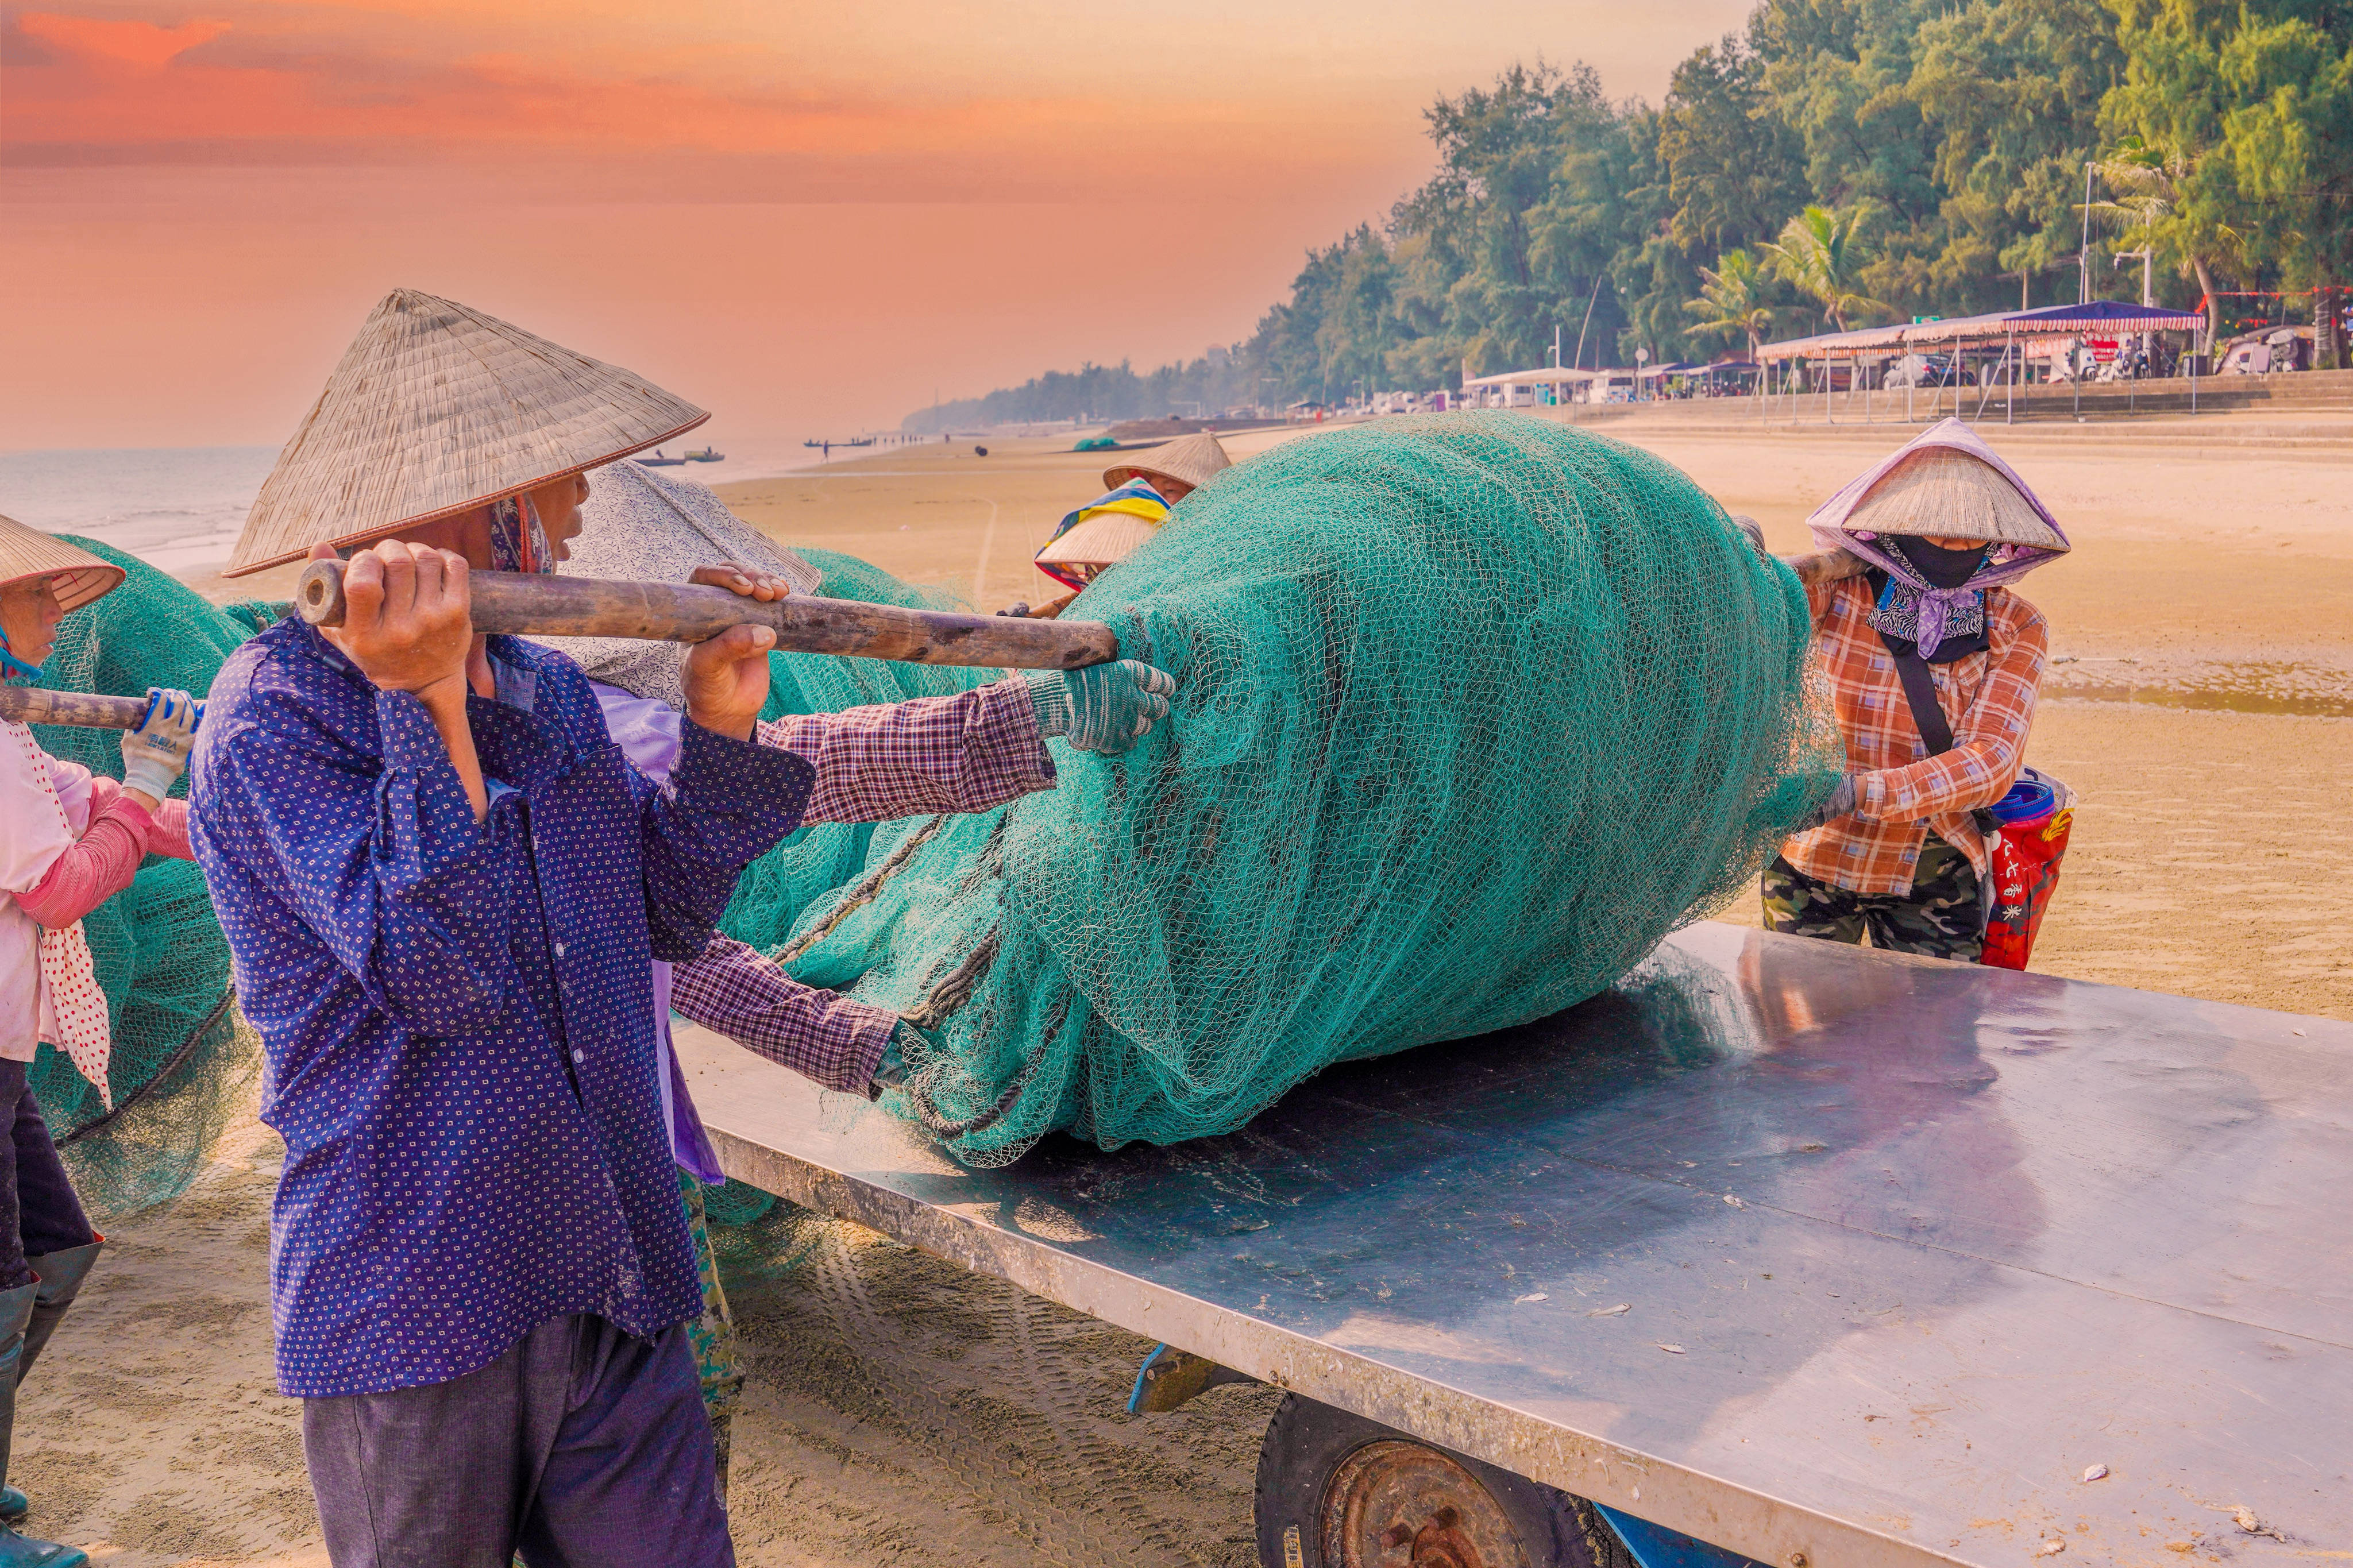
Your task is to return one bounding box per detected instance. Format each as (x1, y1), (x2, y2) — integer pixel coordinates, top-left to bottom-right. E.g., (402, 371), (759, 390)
(120, 687), (202, 801)
(1022, 661), (1175, 755)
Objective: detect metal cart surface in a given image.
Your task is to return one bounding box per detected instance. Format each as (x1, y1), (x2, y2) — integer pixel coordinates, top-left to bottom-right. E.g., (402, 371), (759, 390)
(674, 921), (2352, 1567)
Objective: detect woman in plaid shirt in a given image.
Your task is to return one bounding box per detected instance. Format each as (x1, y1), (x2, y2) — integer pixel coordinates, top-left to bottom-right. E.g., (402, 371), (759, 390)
(1765, 419), (2070, 961)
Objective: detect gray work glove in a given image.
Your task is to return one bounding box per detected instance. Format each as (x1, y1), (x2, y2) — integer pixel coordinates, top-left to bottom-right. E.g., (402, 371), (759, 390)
(1021, 660), (1175, 755)
(1797, 773), (1859, 831)
(120, 687), (202, 801)
(869, 1019), (924, 1100)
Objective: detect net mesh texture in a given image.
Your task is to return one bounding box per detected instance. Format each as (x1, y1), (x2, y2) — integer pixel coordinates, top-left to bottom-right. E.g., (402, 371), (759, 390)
(718, 413), (1833, 1168)
(26, 538), (268, 1214)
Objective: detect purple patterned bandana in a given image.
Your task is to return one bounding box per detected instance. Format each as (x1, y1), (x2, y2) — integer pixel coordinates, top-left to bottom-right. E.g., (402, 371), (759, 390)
(488, 493), (556, 576)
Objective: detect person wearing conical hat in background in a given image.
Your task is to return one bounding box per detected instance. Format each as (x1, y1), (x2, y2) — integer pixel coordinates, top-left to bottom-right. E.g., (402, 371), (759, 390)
(0, 519), (203, 1568)
(1010, 431), (1232, 618)
(1766, 418), (2069, 961)
(186, 289), (1176, 1566)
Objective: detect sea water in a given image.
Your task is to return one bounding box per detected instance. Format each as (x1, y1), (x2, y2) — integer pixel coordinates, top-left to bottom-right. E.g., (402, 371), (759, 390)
(0, 446), (279, 574)
(0, 442), (828, 576)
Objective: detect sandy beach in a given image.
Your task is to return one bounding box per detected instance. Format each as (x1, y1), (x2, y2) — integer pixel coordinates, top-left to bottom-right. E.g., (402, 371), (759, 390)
(41, 409), (2351, 1565)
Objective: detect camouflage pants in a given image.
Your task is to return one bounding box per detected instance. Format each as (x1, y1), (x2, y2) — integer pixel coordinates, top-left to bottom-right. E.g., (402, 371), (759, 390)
(678, 1173), (746, 1496)
(1761, 836), (1984, 962)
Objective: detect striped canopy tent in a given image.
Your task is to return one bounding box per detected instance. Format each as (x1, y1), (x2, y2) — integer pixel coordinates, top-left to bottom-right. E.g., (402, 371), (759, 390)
(1758, 323), (1908, 362)
(1904, 299), (2207, 343)
(1763, 300), (2208, 361)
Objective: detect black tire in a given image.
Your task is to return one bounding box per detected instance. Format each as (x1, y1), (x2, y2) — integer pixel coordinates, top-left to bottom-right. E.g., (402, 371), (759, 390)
(1252, 1393), (1633, 1568)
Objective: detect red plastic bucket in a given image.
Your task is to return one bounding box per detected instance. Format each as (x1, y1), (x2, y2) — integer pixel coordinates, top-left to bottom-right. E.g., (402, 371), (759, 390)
(1981, 768), (2074, 971)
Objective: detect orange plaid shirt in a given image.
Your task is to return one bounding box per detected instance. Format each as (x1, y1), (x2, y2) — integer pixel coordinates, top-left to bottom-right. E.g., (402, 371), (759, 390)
(1781, 574), (2048, 897)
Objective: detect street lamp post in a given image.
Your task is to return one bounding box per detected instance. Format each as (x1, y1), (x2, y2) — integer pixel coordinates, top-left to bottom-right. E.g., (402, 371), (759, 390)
(2078, 161), (2096, 306)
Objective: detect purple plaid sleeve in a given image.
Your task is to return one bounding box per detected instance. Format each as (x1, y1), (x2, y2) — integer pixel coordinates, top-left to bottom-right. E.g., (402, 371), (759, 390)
(755, 675), (1056, 825)
(669, 935), (898, 1094)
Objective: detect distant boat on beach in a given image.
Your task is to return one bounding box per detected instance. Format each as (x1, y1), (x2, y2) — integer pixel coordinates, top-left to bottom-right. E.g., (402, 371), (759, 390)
(682, 447), (724, 462)
(638, 450), (688, 466)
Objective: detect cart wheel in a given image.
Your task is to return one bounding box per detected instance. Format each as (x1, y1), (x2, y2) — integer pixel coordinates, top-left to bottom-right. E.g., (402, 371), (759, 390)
(1252, 1393), (1631, 1568)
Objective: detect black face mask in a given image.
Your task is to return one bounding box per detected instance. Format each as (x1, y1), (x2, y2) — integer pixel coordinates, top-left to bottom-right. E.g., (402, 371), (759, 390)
(1889, 536), (1989, 590)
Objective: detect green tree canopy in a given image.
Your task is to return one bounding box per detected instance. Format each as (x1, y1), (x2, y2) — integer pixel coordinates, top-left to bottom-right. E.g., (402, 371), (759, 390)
(908, 0), (2353, 427)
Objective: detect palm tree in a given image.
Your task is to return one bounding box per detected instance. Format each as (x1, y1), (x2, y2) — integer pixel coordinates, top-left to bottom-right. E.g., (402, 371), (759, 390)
(2083, 136), (2246, 342)
(1684, 249), (1781, 362)
(1761, 205), (1893, 332)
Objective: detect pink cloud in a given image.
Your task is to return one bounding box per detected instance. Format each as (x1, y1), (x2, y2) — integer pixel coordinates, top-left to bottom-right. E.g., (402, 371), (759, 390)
(16, 12), (230, 69)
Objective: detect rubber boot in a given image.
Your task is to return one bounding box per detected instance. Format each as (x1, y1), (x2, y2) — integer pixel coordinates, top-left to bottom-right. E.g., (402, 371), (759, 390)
(0, 1241), (101, 1525)
(17, 1243), (100, 1387)
(0, 1281), (87, 1567)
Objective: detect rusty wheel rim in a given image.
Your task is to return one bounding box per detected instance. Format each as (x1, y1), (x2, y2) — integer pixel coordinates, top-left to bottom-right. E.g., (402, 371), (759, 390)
(1320, 1439), (1529, 1568)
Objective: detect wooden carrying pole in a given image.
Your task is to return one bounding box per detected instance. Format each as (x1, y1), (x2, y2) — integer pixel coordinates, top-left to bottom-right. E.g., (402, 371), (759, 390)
(296, 562), (1120, 671)
(11, 553), (1862, 730)
(0, 688), (153, 730)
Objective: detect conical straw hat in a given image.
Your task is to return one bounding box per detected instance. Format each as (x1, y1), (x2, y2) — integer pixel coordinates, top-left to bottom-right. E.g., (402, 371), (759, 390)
(226, 288), (710, 577)
(1844, 445), (2065, 550)
(0, 514), (124, 613)
(1033, 510), (1161, 571)
(1104, 432), (1231, 495)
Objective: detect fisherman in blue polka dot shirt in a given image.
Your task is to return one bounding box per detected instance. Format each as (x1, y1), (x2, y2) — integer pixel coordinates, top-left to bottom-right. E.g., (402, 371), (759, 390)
(185, 292), (1175, 1568)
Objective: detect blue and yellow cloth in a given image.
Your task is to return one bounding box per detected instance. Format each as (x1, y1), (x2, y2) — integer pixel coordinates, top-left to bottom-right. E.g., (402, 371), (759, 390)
(1034, 478), (1169, 592)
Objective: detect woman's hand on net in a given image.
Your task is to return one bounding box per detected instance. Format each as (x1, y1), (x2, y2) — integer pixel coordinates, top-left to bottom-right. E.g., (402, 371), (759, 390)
(1797, 773), (1859, 831)
(1065, 660), (1175, 754)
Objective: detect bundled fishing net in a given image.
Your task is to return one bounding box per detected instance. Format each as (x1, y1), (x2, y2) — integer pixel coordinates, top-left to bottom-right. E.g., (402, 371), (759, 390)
(27, 539), (265, 1212)
(720, 413), (1830, 1165)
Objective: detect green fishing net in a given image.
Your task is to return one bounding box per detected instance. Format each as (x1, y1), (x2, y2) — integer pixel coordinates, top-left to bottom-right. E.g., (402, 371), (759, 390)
(26, 539), (266, 1213)
(719, 413), (1831, 1167)
(719, 549), (997, 940)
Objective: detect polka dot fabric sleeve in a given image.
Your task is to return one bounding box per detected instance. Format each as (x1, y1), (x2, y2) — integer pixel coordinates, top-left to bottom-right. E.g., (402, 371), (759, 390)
(205, 686), (523, 1038)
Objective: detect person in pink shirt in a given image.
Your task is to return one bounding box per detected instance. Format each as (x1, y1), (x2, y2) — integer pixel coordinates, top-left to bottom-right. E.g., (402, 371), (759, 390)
(0, 514), (201, 1568)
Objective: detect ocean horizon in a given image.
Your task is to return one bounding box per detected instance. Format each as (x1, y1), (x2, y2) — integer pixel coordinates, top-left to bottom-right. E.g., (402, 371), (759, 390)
(0, 439), (841, 577)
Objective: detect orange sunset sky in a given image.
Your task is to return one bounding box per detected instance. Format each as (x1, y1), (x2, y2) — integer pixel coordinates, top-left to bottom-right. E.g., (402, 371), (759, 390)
(3, 1), (1751, 453)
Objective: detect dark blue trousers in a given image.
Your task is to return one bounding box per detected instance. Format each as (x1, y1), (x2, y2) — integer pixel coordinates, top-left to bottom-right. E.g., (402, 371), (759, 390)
(0, 1060), (97, 1289)
(302, 1314), (731, 1568)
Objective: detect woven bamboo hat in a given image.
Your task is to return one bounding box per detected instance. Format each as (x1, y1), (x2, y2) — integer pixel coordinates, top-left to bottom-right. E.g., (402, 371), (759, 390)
(0, 513), (124, 613)
(1104, 432), (1232, 495)
(226, 288), (710, 577)
(1843, 445), (2065, 550)
(1033, 510), (1161, 572)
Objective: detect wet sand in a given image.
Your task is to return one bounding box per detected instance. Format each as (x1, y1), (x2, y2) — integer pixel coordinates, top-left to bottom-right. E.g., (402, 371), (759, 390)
(59, 411), (2348, 1565)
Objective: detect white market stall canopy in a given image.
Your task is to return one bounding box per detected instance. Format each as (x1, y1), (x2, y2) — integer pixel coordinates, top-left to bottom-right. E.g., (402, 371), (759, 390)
(1461, 366), (1601, 388)
(1760, 300), (2208, 362)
